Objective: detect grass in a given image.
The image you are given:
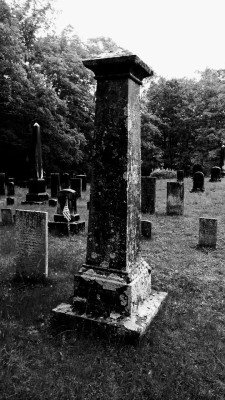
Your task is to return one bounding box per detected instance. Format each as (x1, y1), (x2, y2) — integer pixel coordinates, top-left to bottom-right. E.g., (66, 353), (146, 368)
(0, 178), (225, 400)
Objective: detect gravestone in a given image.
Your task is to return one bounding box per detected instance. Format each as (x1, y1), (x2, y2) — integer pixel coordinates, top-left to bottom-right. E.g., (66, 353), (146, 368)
(220, 144), (225, 177)
(48, 189), (85, 235)
(15, 210), (48, 279)
(23, 123), (49, 204)
(1, 208), (13, 225)
(61, 173), (70, 189)
(53, 54), (167, 337)
(191, 171), (205, 192)
(141, 220), (152, 238)
(177, 170), (184, 182)
(141, 176), (156, 214)
(199, 218), (217, 248)
(50, 173), (60, 198)
(70, 178), (82, 198)
(167, 182), (184, 215)
(209, 166), (221, 182)
(76, 174), (86, 191)
(0, 173), (5, 195)
(7, 181), (15, 196)
(193, 164), (203, 175)
(6, 197), (14, 205)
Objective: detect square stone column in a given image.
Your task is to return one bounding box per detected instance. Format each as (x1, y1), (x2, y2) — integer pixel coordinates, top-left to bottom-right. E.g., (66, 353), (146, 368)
(53, 55), (167, 337)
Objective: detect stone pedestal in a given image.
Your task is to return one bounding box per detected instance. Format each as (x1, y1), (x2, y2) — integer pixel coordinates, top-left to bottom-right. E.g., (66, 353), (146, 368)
(141, 176), (156, 214)
(53, 55), (167, 338)
(167, 182), (184, 215)
(22, 178), (49, 204)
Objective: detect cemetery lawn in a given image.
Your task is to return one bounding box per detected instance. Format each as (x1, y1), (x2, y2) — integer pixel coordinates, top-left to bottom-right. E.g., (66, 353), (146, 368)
(0, 179), (224, 400)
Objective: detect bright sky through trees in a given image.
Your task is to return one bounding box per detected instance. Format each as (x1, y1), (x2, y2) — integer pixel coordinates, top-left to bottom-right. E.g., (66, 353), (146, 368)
(55, 0), (225, 79)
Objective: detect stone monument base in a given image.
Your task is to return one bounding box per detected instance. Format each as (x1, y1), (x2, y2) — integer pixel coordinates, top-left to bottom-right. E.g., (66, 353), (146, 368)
(48, 221), (85, 235)
(52, 290), (167, 338)
(22, 192), (49, 204)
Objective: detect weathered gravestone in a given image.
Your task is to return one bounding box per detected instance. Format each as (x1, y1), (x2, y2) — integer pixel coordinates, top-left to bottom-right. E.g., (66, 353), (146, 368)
(199, 217), (217, 248)
(167, 182), (184, 215)
(61, 173), (70, 189)
(193, 164), (203, 175)
(209, 166), (221, 182)
(1, 208), (13, 225)
(22, 123), (49, 204)
(220, 144), (225, 177)
(141, 176), (156, 214)
(191, 171), (205, 192)
(53, 54), (167, 337)
(141, 220), (152, 238)
(177, 170), (184, 182)
(6, 197), (14, 205)
(15, 210), (48, 279)
(7, 181), (15, 196)
(48, 189), (85, 235)
(70, 178), (82, 198)
(76, 174), (87, 191)
(0, 173), (6, 195)
(50, 173), (60, 198)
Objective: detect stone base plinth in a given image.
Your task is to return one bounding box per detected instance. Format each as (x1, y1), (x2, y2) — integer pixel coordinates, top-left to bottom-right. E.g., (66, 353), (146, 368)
(23, 192), (49, 204)
(52, 291), (167, 338)
(54, 214), (80, 223)
(48, 221), (85, 235)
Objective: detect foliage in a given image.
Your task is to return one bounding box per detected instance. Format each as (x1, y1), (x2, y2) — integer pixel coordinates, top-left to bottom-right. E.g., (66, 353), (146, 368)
(150, 168), (177, 179)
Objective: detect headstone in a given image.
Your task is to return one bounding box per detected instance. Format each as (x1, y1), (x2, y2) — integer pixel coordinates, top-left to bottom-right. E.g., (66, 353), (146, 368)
(15, 210), (48, 279)
(141, 176), (156, 214)
(191, 171), (205, 192)
(209, 166), (221, 182)
(76, 174), (86, 191)
(55, 189), (77, 221)
(0, 173), (6, 195)
(177, 170), (184, 182)
(167, 182), (184, 215)
(53, 54), (167, 337)
(7, 181), (15, 196)
(1, 208), (13, 225)
(61, 173), (70, 189)
(6, 197), (14, 205)
(70, 178), (82, 198)
(141, 220), (152, 238)
(23, 123), (49, 204)
(193, 164), (203, 175)
(49, 198), (57, 207)
(199, 218), (217, 248)
(50, 173), (60, 198)
(220, 144), (225, 177)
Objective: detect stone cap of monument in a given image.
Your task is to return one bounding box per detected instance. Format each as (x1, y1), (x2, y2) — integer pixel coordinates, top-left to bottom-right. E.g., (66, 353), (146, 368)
(83, 53), (154, 84)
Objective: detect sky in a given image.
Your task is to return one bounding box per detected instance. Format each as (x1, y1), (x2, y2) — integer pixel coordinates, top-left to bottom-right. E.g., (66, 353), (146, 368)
(54, 0), (225, 79)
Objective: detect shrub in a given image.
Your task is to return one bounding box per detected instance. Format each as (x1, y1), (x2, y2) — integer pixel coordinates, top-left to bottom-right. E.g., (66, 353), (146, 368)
(150, 168), (177, 179)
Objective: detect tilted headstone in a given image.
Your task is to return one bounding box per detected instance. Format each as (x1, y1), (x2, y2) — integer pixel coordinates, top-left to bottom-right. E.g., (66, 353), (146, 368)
(15, 210), (48, 278)
(7, 181), (15, 196)
(199, 218), (217, 248)
(50, 173), (60, 198)
(53, 55), (167, 337)
(70, 178), (82, 198)
(141, 176), (156, 214)
(209, 166), (221, 182)
(0, 173), (6, 195)
(191, 171), (205, 192)
(61, 173), (70, 189)
(76, 174), (86, 191)
(167, 182), (184, 215)
(177, 170), (184, 182)
(1, 208), (13, 225)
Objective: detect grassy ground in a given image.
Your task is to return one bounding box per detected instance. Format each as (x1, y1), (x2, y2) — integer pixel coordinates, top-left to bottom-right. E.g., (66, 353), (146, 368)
(0, 179), (224, 400)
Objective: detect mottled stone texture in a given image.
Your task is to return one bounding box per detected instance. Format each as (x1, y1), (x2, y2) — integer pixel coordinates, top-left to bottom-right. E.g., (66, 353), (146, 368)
(50, 173), (60, 198)
(0, 173), (5, 195)
(199, 218), (217, 248)
(177, 170), (184, 182)
(76, 175), (87, 191)
(15, 210), (48, 278)
(1, 208), (13, 225)
(141, 177), (156, 214)
(167, 182), (184, 215)
(191, 171), (205, 192)
(210, 166), (221, 182)
(71, 178), (82, 198)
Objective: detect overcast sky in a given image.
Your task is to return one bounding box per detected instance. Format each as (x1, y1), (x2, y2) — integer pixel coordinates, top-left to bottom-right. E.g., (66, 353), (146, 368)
(55, 0), (225, 79)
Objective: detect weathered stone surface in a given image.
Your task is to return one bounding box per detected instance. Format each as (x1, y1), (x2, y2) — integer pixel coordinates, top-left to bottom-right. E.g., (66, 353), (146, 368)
(1, 208), (13, 225)
(15, 210), (48, 278)
(76, 175), (86, 191)
(209, 166), (221, 182)
(141, 220), (152, 238)
(167, 182), (184, 215)
(177, 170), (184, 182)
(50, 173), (60, 198)
(71, 178), (82, 198)
(199, 218), (217, 248)
(0, 173), (5, 195)
(141, 177), (156, 214)
(191, 171), (205, 192)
